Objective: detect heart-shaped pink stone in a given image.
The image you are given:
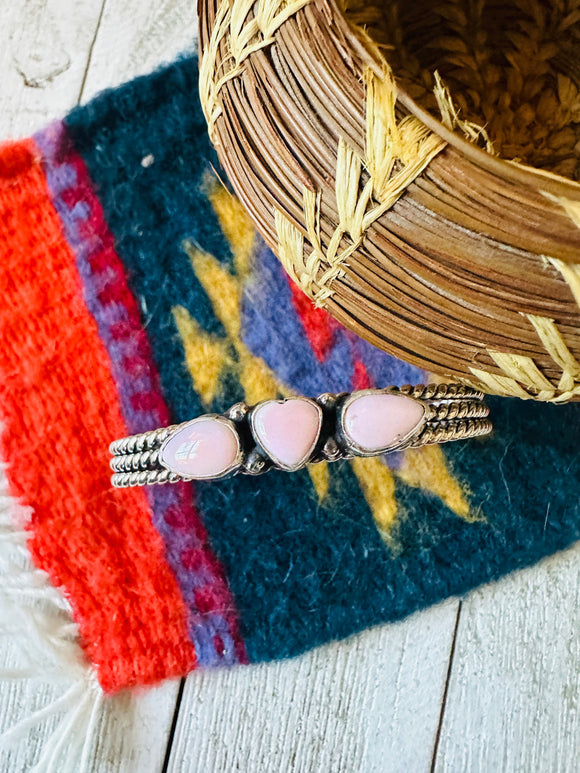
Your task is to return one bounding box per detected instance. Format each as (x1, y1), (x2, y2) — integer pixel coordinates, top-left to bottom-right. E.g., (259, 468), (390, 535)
(160, 417), (240, 479)
(252, 398), (322, 470)
(343, 393), (425, 452)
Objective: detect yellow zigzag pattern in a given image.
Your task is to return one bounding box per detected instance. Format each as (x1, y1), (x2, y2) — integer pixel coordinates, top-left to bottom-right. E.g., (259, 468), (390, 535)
(173, 179), (473, 529)
(174, 181), (330, 499)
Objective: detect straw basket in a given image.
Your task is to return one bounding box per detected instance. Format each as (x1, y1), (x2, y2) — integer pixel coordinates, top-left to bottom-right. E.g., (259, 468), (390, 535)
(198, 0), (580, 402)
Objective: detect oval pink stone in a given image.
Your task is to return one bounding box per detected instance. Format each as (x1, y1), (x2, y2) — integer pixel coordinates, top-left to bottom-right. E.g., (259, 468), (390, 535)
(252, 398), (321, 470)
(160, 418), (240, 479)
(343, 393), (425, 452)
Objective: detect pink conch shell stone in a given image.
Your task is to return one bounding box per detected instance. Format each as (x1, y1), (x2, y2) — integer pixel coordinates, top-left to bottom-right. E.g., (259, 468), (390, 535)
(343, 393), (425, 452)
(160, 418), (240, 479)
(252, 399), (322, 470)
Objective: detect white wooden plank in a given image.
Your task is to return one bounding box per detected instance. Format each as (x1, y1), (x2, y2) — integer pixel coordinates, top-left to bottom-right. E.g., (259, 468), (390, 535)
(167, 601), (458, 773)
(80, 0), (198, 102)
(0, 0), (105, 138)
(434, 542), (580, 773)
(0, 656), (179, 773)
(88, 681), (181, 773)
(0, 638), (62, 773)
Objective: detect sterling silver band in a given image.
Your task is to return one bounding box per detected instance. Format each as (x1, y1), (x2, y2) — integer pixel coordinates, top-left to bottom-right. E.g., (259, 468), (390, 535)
(109, 384), (492, 488)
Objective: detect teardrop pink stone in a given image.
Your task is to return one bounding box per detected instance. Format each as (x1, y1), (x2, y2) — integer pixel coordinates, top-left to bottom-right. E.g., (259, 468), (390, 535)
(160, 418), (240, 479)
(343, 393), (425, 452)
(252, 399), (321, 470)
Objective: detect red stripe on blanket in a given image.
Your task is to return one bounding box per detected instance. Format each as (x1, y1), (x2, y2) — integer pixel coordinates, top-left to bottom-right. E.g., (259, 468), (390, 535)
(287, 277), (338, 362)
(0, 139), (195, 692)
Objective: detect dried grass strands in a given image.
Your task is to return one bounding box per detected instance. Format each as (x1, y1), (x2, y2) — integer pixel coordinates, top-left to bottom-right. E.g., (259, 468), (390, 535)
(199, 0), (580, 401)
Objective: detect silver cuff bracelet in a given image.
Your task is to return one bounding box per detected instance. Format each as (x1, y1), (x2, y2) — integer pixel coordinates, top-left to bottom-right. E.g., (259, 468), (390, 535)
(109, 384), (491, 488)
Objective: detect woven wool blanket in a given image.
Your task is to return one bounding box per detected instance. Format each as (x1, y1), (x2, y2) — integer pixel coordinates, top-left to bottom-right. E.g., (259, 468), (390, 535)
(0, 55), (579, 765)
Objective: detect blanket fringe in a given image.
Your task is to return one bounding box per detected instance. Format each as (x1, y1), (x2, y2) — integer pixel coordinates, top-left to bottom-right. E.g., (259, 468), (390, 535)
(0, 464), (135, 772)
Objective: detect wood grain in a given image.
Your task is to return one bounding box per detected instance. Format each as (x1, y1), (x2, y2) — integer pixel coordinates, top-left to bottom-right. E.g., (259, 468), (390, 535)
(0, 0), (103, 138)
(80, 0), (198, 101)
(167, 602), (458, 773)
(0, 668), (179, 773)
(434, 543), (580, 773)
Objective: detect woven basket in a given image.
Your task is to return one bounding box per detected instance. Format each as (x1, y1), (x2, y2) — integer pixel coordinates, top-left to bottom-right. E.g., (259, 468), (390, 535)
(198, 0), (580, 402)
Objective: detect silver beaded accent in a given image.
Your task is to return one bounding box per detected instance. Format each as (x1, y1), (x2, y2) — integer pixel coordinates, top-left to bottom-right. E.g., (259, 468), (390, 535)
(109, 385), (492, 487)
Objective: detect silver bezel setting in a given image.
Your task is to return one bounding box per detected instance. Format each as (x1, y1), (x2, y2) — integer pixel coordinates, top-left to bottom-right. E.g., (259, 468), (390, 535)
(110, 384), (491, 487)
(159, 414), (244, 480)
(249, 397), (323, 472)
(336, 388), (427, 458)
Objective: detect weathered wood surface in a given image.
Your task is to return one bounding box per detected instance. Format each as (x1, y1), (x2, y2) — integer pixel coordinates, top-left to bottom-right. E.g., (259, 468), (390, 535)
(168, 601), (457, 773)
(435, 544), (580, 773)
(0, 1), (579, 771)
(0, 0), (101, 138)
(81, 0), (198, 100)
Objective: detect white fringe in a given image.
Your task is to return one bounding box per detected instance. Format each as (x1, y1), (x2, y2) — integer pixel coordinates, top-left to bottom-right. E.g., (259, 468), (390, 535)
(0, 464), (135, 772)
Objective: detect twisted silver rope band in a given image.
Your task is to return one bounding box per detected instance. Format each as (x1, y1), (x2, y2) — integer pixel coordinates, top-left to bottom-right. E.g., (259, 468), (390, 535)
(110, 384), (492, 487)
